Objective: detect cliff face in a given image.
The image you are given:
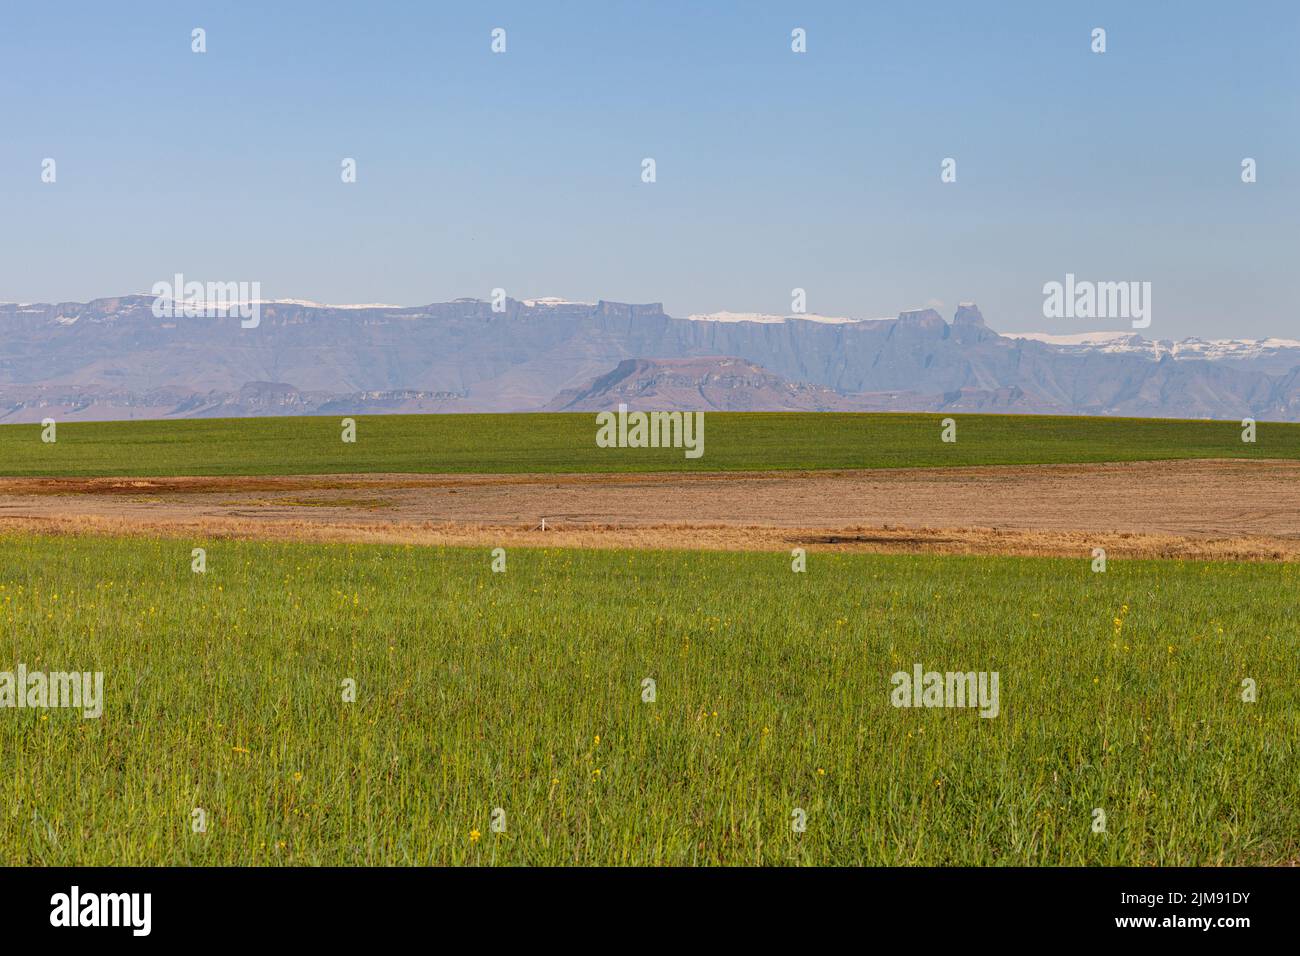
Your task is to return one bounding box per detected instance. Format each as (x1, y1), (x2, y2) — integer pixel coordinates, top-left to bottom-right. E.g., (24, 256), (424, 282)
(1, 295), (1298, 421)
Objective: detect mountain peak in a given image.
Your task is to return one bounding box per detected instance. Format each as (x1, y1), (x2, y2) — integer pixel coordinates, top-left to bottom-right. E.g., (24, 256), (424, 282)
(6, 294), (1300, 422)
(896, 308), (946, 327)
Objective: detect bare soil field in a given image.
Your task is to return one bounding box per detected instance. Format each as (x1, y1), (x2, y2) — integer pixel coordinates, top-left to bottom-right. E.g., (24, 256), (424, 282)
(1, 459), (1297, 559)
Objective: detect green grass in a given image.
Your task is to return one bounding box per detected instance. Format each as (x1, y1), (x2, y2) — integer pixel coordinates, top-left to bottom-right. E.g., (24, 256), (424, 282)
(1, 534), (1294, 865)
(1, 411), (1295, 476)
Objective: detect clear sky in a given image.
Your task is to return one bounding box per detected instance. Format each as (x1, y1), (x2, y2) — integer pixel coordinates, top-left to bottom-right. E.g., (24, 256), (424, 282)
(1, 0), (1296, 338)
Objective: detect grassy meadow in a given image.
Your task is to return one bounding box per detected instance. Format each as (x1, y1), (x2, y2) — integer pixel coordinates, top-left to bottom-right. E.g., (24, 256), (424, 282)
(0, 411), (1295, 476)
(1, 533), (1294, 865)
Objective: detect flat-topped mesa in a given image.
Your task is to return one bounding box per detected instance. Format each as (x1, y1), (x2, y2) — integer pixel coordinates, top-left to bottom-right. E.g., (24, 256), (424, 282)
(950, 302), (997, 342)
(894, 308), (948, 333)
(594, 300), (667, 321)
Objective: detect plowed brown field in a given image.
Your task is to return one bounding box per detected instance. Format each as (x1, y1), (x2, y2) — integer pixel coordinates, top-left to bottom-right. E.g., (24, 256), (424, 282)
(1, 459), (1297, 559)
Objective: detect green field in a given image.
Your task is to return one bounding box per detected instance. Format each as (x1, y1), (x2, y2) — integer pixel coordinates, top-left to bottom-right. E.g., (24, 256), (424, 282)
(0, 412), (1294, 476)
(2, 534), (1294, 865)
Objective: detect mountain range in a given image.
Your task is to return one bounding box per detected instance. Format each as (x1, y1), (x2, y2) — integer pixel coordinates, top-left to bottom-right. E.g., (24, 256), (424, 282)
(2, 294), (1299, 422)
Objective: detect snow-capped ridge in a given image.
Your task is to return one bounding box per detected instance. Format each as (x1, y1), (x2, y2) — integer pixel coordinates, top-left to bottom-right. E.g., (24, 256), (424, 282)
(520, 296), (595, 307)
(686, 311), (884, 326)
(1006, 330), (1300, 361)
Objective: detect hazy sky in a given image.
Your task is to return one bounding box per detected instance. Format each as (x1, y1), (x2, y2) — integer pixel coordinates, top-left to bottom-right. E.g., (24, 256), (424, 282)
(1, 1), (1296, 338)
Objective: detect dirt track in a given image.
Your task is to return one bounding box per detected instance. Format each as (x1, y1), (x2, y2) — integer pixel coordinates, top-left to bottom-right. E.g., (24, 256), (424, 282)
(1, 458), (1298, 559)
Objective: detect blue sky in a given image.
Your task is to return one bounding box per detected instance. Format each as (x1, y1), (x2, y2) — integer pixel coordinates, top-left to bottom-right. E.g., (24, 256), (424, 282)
(1, 0), (1296, 337)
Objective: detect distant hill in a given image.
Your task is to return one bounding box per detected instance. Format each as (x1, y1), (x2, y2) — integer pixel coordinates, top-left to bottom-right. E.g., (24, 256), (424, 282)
(2, 295), (1299, 421)
(545, 357), (878, 411)
(545, 357), (1052, 414)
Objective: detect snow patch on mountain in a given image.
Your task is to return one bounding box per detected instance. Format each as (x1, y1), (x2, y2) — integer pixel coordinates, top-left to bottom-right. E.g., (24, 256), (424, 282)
(685, 311), (884, 325)
(264, 299), (405, 310)
(520, 297), (595, 307)
(1006, 330), (1300, 361)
